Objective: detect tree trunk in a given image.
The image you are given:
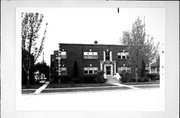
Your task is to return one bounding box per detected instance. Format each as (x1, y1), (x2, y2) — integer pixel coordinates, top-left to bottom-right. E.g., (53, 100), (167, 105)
(27, 69), (30, 88)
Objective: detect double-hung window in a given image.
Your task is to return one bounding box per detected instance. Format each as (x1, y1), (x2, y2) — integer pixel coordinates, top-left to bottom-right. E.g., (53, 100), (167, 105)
(117, 67), (131, 74)
(84, 52), (98, 59)
(117, 52), (130, 59)
(60, 67), (67, 75)
(84, 67), (98, 74)
(61, 51), (67, 59)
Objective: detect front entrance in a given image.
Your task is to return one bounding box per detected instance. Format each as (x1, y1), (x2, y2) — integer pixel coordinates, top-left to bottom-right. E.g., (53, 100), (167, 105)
(104, 64), (113, 76)
(106, 66), (111, 75)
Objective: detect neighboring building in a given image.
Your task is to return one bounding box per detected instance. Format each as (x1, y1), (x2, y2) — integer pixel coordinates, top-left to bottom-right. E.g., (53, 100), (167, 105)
(145, 64), (150, 73)
(50, 43), (136, 81)
(150, 62), (159, 74)
(50, 50), (59, 77)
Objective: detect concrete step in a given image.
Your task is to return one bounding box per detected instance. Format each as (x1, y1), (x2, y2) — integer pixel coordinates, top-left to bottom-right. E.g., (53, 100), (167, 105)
(107, 76), (119, 83)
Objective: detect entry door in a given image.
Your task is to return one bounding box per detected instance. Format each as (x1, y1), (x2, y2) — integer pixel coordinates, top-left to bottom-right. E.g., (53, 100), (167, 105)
(106, 66), (111, 75)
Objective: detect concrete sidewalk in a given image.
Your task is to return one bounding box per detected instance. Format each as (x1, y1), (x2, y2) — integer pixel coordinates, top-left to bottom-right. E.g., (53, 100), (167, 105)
(34, 82), (50, 95)
(23, 81), (159, 94)
(110, 83), (140, 89)
(37, 83), (141, 94)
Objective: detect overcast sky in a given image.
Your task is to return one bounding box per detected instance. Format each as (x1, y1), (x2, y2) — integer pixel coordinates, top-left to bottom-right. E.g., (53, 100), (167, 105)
(17, 8), (165, 66)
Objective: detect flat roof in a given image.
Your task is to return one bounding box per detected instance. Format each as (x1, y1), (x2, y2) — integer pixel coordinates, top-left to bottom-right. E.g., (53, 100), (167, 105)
(59, 43), (127, 47)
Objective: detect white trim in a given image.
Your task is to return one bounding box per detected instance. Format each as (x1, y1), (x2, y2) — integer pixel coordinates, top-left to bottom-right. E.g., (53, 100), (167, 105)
(110, 51), (112, 61)
(114, 62), (116, 75)
(84, 67), (98, 74)
(84, 51), (98, 59)
(103, 51), (105, 61)
(100, 61), (103, 70)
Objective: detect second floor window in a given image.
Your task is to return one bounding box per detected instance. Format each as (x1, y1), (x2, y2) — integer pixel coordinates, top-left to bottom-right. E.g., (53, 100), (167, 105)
(61, 51), (67, 59)
(105, 52), (110, 60)
(117, 52), (130, 59)
(84, 52), (98, 59)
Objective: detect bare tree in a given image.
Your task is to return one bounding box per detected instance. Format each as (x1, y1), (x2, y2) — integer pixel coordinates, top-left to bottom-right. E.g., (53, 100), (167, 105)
(21, 12), (48, 87)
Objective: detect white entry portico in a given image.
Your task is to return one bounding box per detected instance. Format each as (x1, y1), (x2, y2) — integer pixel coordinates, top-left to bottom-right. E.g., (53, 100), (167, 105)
(100, 50), (117, 76)
(100, 61), (116, 76)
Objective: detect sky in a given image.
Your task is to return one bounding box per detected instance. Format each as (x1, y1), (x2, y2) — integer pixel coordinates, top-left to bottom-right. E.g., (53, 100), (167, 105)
(17, 8), (165, 66)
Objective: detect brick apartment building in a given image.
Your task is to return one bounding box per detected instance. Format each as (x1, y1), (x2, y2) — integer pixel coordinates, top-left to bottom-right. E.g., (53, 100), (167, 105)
(50, 42), (136, 82)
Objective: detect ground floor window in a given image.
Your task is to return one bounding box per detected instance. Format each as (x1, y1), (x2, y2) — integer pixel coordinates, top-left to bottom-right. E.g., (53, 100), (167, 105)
(60, 67), (67, 75)
(117, 67), (131, 74)
(84, 67), (98, 74)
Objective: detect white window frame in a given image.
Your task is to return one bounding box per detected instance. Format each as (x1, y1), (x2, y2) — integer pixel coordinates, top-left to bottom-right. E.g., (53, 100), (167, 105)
(117, 52), (129, 59)
(83, 52), (98, 59)
(126, 67), (131, 73)
(117, 67), (131, 74)
(84, 67), (98, 74)
(61, 51), (67, 59)
(60, 67), (67, 75)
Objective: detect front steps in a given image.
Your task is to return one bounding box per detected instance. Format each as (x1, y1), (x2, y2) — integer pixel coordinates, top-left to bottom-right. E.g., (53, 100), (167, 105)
(106, 76), (119, 83)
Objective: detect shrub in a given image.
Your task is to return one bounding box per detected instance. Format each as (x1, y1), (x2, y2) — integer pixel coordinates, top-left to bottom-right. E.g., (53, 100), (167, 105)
(94, 70), (105, 83)
(84, 75), (96, 83)
(83, 71), (105, 83)
(49, 73), (59, 83)
(145, 73), (160, 81)
(73, 77), (84, 83)
(120, 71), (132, 83)
(60, 75), (72, 83)
(138, 77), (150, 82)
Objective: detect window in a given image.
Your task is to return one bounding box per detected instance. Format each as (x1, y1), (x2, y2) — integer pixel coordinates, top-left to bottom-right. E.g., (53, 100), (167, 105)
(105, 52), (110, 60)
(60, 67), (67, 75)
(61, 51), (67, 59)
(89, 69), (93, 74)
(122, 56), (126, 59)
(84, 67), (98, 74)
(117, 52), (129, 59)
(118, 67), (131, 74)
(84, 70), (88, 74)
(126, 67), (131, 73)
(94, 67), (98, 74)
(84, 52), (98, 59)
